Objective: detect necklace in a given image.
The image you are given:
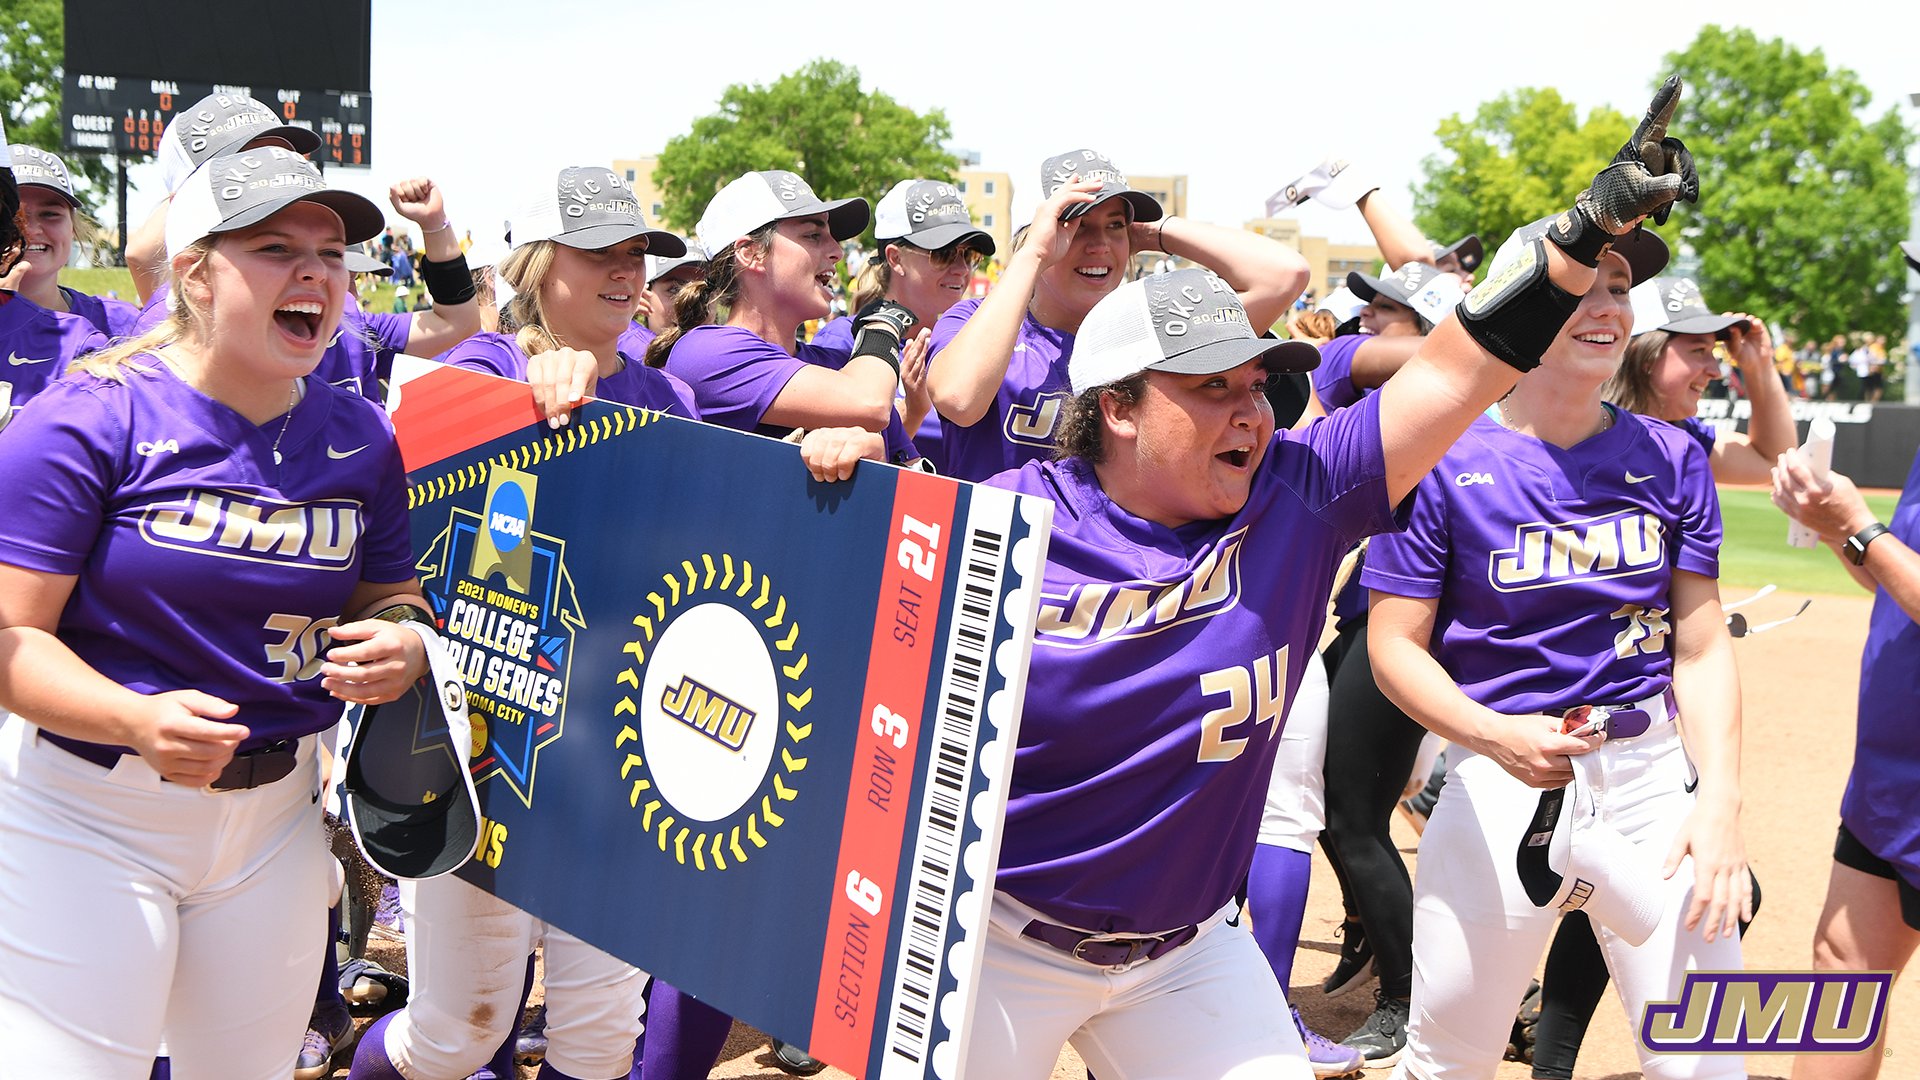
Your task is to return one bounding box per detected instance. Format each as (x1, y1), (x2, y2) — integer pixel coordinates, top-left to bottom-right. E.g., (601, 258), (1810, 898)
(1495, 400), (1613, 435)
(269, 380), (301, 466)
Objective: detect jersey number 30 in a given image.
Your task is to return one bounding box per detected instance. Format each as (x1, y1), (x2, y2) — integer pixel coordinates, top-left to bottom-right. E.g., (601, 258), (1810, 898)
(1197, 645), (1291, 764)
(264, 613), (341, 683)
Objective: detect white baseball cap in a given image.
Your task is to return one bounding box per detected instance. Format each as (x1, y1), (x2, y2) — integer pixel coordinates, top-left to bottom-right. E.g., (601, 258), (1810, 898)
(874, 179), (994, 253)
(507, 166), (686, 256)
(165, 147), (384, 258)
(695, 170), (868, 256)
(1516, 753), (1667, 947)
(1346, 262), (1466, 328)
(156, 92), (321, 195)
(1069, 267), (1320, 394)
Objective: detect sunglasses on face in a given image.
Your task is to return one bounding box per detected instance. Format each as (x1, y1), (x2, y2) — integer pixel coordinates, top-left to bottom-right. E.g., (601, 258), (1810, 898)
(902, 243), (985, 270)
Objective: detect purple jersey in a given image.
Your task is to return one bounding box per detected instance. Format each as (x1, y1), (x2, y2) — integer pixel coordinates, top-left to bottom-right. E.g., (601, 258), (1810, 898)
(1842, 446), (1920, 887)
(665, 324), (918, 464)
(316, 305), (413, 401)
(1363, 409), (1720, 715)
(0, 359), (415, 751)
(440, 331), (700, 416)
(809, 316), (852, 354)
(985, 393), (1401, 932)
(130, 284), (169, 335)
(0, 292), (109, 427)
(1311, 333), (1369, 411)
(1675, 415), (1718, 457)
(928, 298), (1074, 481)
(59, 286), (142, 339)
(618, 320), (655, 359)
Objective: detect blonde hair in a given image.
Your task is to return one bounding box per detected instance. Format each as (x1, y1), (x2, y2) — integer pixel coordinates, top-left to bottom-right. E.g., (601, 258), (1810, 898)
(1602, 331), (1667, 416)
(849, 257), (889, 314)
(496, 240), (565, 356)
(68, 241), (216, 380)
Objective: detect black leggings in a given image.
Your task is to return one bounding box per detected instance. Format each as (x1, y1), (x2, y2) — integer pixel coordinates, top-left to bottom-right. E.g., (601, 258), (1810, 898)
(1319, 619), (1428, 999)
(1529, 870), (1763, 1080)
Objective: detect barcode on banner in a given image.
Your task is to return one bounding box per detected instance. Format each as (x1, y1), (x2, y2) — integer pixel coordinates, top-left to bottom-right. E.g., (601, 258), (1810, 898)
(881, 520), (1006, 1076)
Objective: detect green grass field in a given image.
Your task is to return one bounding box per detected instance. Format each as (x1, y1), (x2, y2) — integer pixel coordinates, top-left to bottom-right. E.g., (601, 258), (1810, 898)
(1717, 486), (1900, 595)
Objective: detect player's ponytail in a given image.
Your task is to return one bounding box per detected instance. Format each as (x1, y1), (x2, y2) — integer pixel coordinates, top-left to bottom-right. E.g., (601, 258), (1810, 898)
(643, 224), (772, 368)
(849, 253), (890, 314)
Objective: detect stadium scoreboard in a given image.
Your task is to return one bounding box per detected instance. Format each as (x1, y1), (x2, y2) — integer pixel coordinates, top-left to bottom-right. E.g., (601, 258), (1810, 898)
(62, 76), (373, 166)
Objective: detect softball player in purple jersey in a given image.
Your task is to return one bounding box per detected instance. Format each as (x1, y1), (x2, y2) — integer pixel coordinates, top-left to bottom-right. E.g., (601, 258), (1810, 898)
(925, 149), (1307, 482)
(0, 136), (111, 423)
(0, 147), (428, 1079)
(348, 166), (687, 1080)
(1, 144), (142, 337)
(1363, 241), (1749, 1080)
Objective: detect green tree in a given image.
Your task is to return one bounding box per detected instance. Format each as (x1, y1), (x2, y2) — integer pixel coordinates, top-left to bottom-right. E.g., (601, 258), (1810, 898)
(0, 0), (115, 215)
(1413, 88), (1632, 271)
(653, 60), (959, 243)
(1661, 26), (1913, 343)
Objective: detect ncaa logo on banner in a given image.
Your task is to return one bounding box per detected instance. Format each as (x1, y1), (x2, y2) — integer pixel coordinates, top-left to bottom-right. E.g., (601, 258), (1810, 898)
(1641, 971), (1892, 1055)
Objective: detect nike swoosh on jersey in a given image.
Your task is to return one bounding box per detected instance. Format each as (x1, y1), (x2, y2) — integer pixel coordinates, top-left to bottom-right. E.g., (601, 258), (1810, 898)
(6, 352), (52, 366)
(1625, 472), (1654, 484)
(327, 444), (370, 460)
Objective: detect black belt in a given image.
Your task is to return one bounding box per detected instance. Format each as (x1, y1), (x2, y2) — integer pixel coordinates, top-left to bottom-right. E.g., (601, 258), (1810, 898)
(38, 731), (301, 791)
(1021, 919), (1200, 968)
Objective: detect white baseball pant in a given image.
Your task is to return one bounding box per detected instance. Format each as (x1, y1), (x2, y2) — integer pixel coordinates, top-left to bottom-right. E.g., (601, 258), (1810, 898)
(1391, 722), (1744, 1079)
(380, 872), (648, 1079)
(1258, 650), (1330, 853)
(963, 893), (1312, 1080)
(0, 718), (328, 1080)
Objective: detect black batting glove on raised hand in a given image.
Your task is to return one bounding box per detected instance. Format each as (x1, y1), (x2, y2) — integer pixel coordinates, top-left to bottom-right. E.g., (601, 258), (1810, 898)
(1550, 76), (1699, 264)
(1613, 75), (1699, 225)
(850, 299), (919, 374)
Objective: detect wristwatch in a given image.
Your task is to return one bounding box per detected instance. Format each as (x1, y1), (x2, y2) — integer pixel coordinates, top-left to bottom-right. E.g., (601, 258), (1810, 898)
(1844, 522), (1891, 566)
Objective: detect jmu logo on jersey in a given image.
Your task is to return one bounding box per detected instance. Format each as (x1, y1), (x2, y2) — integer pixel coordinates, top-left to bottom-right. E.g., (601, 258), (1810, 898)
(1004, 390), (1071, 448)
(660, 675), (757, 751)
(138, 490), (363, 570)
(1640, 971), (1891, 1055)
(1489, 510), (1665, 592)
(1036, 528), (1245, 649)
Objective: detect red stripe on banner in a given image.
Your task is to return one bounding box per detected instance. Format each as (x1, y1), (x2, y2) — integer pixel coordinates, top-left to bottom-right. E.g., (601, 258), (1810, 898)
(810, 470), (958, 1075)
(391, 365), (547, 473)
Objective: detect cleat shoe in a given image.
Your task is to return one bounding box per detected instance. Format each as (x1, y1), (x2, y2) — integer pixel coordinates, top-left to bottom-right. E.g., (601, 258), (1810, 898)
(771, 1039), (826, 1076)
(1505, 980), (1542, 1064)
(1293, 1006), (1365, 1078)
(513, 1003), (548, 1066)
(340, 956), (409, 1012)
(1321, 919), (1375, 999)
(294, 1006), (354, 1080)
(1341, 989), (1409, 1069)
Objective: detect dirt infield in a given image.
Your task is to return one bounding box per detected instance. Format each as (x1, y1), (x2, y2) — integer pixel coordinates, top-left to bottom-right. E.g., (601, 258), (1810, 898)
(338, 590), (1898, 1079)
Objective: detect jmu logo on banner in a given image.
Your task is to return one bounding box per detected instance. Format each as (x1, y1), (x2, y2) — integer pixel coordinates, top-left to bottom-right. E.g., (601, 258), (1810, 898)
(1641, 972), (1892, 1055)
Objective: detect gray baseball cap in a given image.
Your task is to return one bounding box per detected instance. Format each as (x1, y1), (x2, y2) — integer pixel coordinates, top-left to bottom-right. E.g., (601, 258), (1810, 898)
(8, 145), (79, 207)
(1070, 268), (1318, 393)
(1347, 262), (1467, 327)
(1041, 149), (1163, 224)
(345, 250), (394, 276)
(1432, 234), (1484, 273)
(1628, 276), (1747, 339)
(873, 179), (994, 253)
(157, 92), (322, 194)
(509, 166), (686, 256)
(164, 147), (385, 257)
(646, 235), (708, 284)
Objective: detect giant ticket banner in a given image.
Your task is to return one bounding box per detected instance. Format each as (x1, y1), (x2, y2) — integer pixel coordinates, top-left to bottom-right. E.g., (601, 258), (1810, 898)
(386, 358), (1050, 1079)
